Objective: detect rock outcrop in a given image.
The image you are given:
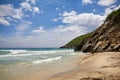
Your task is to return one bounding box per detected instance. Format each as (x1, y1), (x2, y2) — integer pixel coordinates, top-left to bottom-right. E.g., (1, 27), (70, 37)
(75, 8), (120, 53)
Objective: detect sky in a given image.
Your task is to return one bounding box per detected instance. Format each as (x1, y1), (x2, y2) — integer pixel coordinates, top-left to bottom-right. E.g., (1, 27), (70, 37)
(0, 0), (120, 48)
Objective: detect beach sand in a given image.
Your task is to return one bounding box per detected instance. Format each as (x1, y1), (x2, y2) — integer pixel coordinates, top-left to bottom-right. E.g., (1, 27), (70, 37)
(0, 54), (86, 80)
(48, 52), (120, 80)
(14, 56), (82, 80)
(1, 52), (120, 80)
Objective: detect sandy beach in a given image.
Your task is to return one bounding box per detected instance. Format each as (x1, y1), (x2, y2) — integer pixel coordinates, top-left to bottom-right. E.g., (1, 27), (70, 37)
(1, 52), (120, 80)
(48, 52), (120, 80)
(13, 56), (82, 80)
(0, 52), (86, 80)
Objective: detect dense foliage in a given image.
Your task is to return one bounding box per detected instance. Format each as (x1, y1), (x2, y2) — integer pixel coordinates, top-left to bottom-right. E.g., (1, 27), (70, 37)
(105, 8), (120, 22)
(61, 33), (91, 48)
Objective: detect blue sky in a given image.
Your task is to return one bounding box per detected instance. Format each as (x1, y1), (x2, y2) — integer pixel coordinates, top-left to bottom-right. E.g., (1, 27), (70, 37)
(0, 0), (120, 48)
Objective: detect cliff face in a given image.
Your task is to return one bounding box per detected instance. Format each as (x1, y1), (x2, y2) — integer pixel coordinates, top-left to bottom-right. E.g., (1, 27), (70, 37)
(75, 8), (120, 53)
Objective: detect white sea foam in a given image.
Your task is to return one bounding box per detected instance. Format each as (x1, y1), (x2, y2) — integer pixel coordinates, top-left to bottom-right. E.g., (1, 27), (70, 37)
(10, 50), (28, 54)
(0, 49), (73, 57)
(70, 52), (77, 55)
(0, 50), (28, 54)
(2, 49), (73, 54)
(32, 56), (62, 64)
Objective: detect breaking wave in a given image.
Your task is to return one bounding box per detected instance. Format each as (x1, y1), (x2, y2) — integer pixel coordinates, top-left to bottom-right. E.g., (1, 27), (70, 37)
(32, 56), (62, 64)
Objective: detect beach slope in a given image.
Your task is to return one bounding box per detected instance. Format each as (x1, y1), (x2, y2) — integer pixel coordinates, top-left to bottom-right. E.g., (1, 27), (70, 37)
(48, 52), (120, 80)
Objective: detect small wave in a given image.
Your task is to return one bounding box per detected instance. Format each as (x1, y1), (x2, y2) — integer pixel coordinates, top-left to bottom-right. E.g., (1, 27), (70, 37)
(0, 49), (73, 55)
(32, 56), (62, 64)
(0, 50), (10, 55)
(10, 50), (28, 54)
(0, 49), (73, 57)
(70, 52), (77, 55)
(0, 50), (28, 54)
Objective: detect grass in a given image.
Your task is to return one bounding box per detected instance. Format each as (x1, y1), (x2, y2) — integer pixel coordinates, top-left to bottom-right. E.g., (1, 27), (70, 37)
(105, 8), (120, 22)
(62, 33), (91, 48)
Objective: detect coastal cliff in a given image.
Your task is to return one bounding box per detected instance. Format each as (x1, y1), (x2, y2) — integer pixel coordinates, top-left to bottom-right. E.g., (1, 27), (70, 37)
(75, 8), (120, 52)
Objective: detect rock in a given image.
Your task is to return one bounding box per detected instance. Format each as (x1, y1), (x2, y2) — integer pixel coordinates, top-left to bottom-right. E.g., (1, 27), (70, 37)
(82, 44), (93, 52)
(75, 8), (120, 53)
(113, 44), (120, 51)
(80, 77), (103, 80)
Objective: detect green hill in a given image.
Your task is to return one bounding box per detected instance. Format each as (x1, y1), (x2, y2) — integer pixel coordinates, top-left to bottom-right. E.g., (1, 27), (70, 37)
(60, 33), (91, 48)
(105, 8), (120, 22)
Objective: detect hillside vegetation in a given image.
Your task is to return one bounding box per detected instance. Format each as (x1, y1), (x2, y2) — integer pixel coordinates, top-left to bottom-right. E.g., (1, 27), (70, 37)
(105, 8), (120, 22)
(60, 33), (91, 48)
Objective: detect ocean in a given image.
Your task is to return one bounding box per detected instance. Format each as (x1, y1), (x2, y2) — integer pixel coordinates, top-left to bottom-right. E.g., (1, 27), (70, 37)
(0, 48), (84, 80)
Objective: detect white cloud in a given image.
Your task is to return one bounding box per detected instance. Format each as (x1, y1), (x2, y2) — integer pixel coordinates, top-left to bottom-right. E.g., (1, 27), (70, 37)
(0, 4), (23, 19)
(20, 2), (32, 11)
(54, 25), (86, 34)
(0, 1), (40, 26)
(33, 7), (40, 13)
(53, 18), (61, 22)
(104, 5), (120, 16)
(31, 0), (36, 5)
(82, 0), (93, 4)
(0, 4), (23, 26)
(20, 1), (40, 15)
(63, 11), (77, 16)
(0, 4), (13, 16)
(16, 21), (32, 35)
(53, 18), (58, 22)
(32, 26), (45, 33)
(98, 0), (117, 6)
(53, 17), (62, 22)
(12, 8), (23, 19)
(62, 11), (105, 28)
(16, 23), (30, 31)
(0, 17), (10, 26)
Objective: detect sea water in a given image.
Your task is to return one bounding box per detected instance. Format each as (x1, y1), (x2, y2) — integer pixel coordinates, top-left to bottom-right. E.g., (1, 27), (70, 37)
(0, 48), (84, 80)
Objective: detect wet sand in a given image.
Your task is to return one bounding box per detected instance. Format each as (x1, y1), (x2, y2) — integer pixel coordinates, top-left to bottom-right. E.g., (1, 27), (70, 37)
(0, 53), (86, 80)
(48, 52), (120, 80)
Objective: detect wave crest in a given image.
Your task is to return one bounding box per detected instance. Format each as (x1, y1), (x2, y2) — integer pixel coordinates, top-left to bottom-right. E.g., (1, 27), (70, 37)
(32, 56), (62, 64)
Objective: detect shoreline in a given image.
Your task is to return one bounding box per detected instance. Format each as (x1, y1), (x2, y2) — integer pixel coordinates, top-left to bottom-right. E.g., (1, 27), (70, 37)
(48, 52), (120, 80)
(18, 54), (86, 80)
(0, 52), (86, 80)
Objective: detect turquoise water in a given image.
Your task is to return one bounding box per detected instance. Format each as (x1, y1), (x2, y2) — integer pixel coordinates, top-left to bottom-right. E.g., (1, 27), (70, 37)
(0, 48), (75, 65)
(0, 48), (84, 80)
